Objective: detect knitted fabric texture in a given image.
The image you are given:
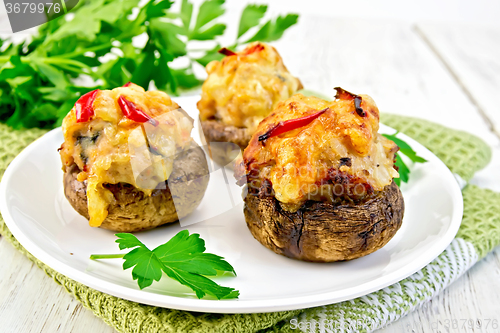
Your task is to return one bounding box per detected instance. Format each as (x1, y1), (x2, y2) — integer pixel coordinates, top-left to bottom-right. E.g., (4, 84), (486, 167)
(0, 116), (498, 333)
(263, 237), (479, 333)
(456, 186), (500, 259)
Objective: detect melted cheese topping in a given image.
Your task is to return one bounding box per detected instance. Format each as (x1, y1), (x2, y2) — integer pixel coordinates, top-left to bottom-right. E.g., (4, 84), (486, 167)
(239, 94), (399, 211)
(59, 84), (193, 227)
(197, 42), (302, 134)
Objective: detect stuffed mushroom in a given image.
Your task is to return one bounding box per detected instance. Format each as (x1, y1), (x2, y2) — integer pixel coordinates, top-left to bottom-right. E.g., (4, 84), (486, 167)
(59, 83), (209, 232)
(197, 42), (303, 166)
(235, 88), (404, 262)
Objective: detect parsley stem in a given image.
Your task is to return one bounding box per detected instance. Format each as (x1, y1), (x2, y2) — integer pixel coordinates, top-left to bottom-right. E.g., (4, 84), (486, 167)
(187, 47), (214, 53)
(58, 42), (113, 59)
(56, 30), (140, 59)
(48, 62), (86, 74)
(41, 57), (91, 69)
(90, 254), (125, 260)
(0, 54), (91, 73)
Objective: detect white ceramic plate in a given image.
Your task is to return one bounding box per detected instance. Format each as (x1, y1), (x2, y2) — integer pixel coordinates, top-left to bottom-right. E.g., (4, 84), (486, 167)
(0, 96), (463, 313)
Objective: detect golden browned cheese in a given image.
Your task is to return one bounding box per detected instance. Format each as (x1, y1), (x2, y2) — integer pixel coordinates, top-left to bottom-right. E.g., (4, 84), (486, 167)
(59, 83), (193, 227)
(238, 94), (399, 211)
(197, 42), (303, 134)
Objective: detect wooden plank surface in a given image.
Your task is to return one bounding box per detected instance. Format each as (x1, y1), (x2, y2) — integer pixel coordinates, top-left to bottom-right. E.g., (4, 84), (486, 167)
(416, 22), (500, 139)
(0, 15), (499, 333)
(0, 238), (114, 333)
(416, 22), (500, 195)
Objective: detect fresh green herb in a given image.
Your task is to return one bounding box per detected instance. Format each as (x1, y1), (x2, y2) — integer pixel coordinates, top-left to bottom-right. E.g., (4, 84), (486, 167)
(244, 13), (299, 43)
(90, 230), (239, 299)
(0, 0), (298, 129)
(383, 132), (428, 186)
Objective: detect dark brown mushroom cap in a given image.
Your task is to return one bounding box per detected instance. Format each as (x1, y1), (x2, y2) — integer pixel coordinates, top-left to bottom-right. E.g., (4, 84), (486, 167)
(244, 181), (404, 262)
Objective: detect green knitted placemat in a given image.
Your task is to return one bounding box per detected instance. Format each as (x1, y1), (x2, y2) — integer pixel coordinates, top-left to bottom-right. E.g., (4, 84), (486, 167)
(0, 115), (499, 333)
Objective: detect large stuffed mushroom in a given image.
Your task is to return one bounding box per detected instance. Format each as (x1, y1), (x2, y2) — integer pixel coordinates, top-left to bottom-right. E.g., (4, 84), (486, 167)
(197, 42), (302, 166)
(59, 83), (209, 232)
(236, 89), (404, 262)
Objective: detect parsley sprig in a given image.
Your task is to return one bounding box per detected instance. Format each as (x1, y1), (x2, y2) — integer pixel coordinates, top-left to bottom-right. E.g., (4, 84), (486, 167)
(0, 0), (298, 129)
(382, 132), (428, 186)
(90, 230), (239, 300)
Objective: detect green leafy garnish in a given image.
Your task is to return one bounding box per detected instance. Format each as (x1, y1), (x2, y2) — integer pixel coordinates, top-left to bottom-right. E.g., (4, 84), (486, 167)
(90, 230), (239, 300)
(245, 14), (299, 43)
(382, 132), (428, 186)
(0, 0), (299, 129)
(237, 5), (268, 39)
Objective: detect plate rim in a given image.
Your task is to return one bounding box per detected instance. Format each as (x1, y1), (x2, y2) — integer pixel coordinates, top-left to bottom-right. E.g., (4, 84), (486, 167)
(0, 124), (463, 314)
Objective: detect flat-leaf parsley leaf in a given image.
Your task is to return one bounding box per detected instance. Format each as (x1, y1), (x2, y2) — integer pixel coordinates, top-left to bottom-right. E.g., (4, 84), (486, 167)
(90, 230), (239, 300)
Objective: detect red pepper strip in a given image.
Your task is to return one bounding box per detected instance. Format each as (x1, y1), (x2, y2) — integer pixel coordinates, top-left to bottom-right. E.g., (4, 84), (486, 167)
(218, 47), (237, 56)
(334, 87), (357, 100)
(334, 87), (366, 117)
(219, 44), (265, 57)
(243, 43), (265, 55)
(117, 95), (159, 127)
(75, 89), (99, 123)
(122, 82), (133, 87)
(353, 97), (365, 116)
(258, 108), (329, 142)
